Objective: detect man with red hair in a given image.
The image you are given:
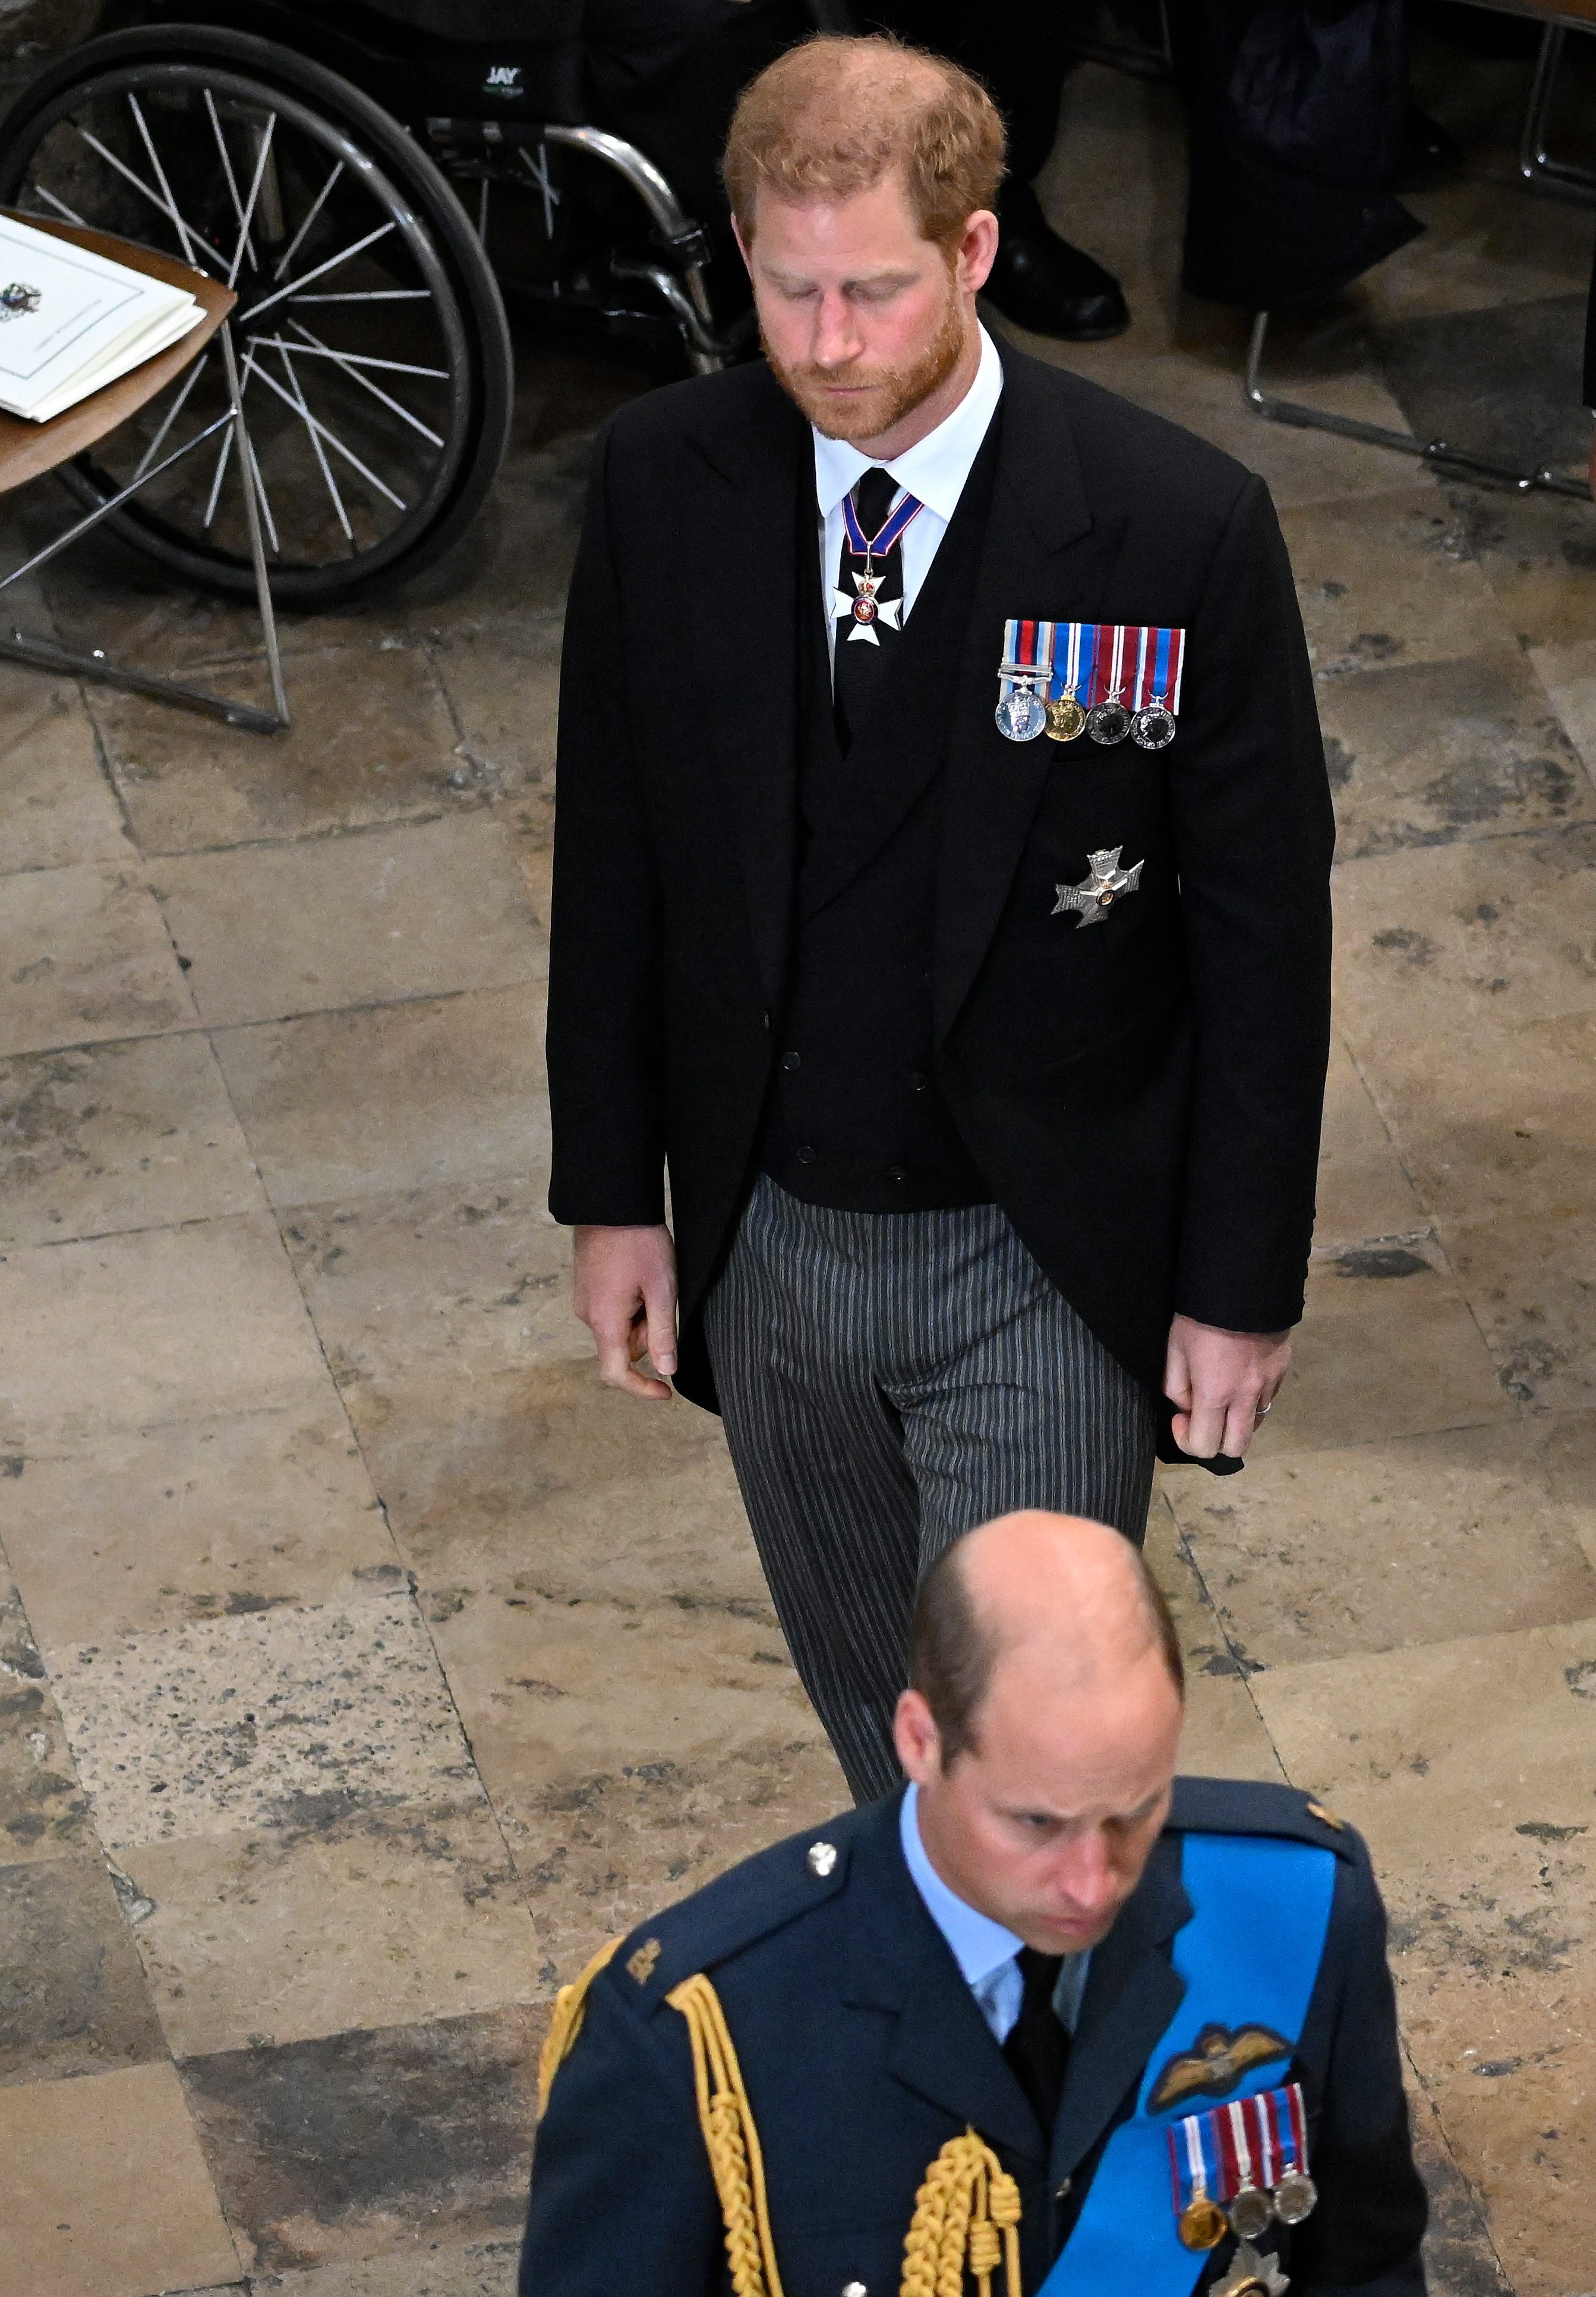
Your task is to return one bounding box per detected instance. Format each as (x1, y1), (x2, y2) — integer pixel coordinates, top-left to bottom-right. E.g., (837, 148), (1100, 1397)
(546, 36), (1334, 1804)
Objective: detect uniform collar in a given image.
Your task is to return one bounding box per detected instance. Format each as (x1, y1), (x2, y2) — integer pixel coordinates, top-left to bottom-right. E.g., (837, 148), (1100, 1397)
(811, 322), (1004, 523)
(900, 1780), (1023, 1990)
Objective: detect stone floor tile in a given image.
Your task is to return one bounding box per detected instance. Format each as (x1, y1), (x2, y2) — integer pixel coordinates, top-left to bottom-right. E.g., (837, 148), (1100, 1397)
(1442, 1207), (1596, 1413)
(1377, 295), (1590, 486)
(1528, 635), (1596, 777)
(0, 1212), (335, 1452)
(1540, 1408), (1596, 1573)
(351, 1354), (746, 1591)
(124, 1798), (534, 2058)
(179, 2007), (544, 2276)
(1316, 650), (1595, 862)
(254, 2240), (518, 2297)
(0, 1581), (94, 1862)
(1359, 174), (1596, 326)
(1165, 1422), (1596, 1671)
(3, 1403), (394, 1649)
(150, 816), (543, 1032)
(1314, 1035), (1427, 1252)
(0, 1034), (263, 1248)
(1257, 1240), (1509, 1454)
(428, 621), (560, 814)
(96, 646), (465, 855)
(1436, 481), (1596, 653)
(1283, 488), (1521, 684)
(1331, 822), (1596, 1059)
(1145, 1494), (1285, 1784)
(283, 1178), (585, 1404)
(0, 860), (198, 1059)
(0, 2058), (239, 2297)
(425, 1583), (844, 1973)
(49, 1590), (482, 1853)
(0, 675), (132, 877)
(1412, 2105), (1513, 2297)
(1353, 1008), (1596, 1228)
(0, 1850), (165, 2084)
(213, 985), (548, 1212)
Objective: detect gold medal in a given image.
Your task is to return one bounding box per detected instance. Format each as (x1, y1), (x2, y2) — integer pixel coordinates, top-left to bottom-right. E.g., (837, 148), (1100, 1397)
(1046, 693), (1086, 742)
(1178, 2196), (1228, 2250)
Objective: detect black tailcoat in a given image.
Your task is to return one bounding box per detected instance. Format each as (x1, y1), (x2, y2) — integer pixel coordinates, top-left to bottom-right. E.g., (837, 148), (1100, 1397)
(519, 1782), (1428, 2296)
(545, 339), (1335, 1424)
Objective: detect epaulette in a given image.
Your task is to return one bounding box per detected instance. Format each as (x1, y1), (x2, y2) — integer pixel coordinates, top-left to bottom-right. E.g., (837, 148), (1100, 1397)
(1169, 1775), (1361, 1860)
(601, 1807), (858, 2020)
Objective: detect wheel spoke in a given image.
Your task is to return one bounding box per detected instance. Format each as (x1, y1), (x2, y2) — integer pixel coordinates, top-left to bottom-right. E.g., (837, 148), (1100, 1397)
(243, 219), (396, 326)
(276, 344), (352, 542)
(271, 157), (343, 284)
(244, 353), (408, 510)
(254, 333), (447, 381)
(127, 91), (224, 274)
(131, 348), (210, 481)
(239, 417), (282, 556)
(203, 87), (257, 275)
(74, 122), (228, 271)
(289, 289), (430, 303)
(279, 320), (446, 447)
(28, 182), (87, 228)
(201, 419), (235, 529)
(226, 107), (276, 289)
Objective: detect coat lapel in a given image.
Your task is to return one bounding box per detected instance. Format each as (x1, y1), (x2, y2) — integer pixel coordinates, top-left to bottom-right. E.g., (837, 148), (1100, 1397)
(1051, 1833), (1191, 2185)
(844, 1798), (1046, 2165)
(682, 370), (808, 1011)
(933, 345), (1121, 1044)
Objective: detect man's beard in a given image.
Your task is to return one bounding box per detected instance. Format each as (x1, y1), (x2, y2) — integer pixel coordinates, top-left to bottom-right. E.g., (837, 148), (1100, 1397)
(764, 283), (969, 444)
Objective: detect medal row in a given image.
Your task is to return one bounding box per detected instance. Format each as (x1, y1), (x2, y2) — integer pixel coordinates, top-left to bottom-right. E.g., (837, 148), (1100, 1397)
(1168, 2081), (1318, 2252)
(996, 619), (1185, 751)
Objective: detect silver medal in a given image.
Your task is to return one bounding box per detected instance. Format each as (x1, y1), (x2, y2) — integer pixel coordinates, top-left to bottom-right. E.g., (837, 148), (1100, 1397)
(1131, 701), (1177, 749)
(1087, 699), (1131, 746)
(996, 683), (1048, 743)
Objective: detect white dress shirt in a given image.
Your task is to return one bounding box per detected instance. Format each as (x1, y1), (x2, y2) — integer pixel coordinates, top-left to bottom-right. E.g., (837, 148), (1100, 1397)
(813, 323), (1004, 670)
(900, 1782), (1090, 2045)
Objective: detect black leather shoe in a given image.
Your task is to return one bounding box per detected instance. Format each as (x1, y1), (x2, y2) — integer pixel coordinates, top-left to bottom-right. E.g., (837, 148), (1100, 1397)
(982, 182), (1129, 342)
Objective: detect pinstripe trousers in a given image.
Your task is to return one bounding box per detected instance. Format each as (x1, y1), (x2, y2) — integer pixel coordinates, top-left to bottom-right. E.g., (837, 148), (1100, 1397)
(701, 1177), (1157, 1803)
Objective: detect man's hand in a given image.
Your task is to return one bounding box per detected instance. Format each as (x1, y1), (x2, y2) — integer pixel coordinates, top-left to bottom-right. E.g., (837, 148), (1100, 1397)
(572, 1223), (678, 1399)
(1164, 1313), (1292, 1460)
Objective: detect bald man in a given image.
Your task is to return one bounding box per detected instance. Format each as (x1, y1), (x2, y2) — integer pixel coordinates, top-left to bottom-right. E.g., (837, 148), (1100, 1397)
(522, 1513), (1428, 2297)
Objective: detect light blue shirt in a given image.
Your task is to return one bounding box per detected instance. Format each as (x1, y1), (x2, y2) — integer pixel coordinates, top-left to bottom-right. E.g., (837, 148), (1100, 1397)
(900, 1782), (1090, 2044)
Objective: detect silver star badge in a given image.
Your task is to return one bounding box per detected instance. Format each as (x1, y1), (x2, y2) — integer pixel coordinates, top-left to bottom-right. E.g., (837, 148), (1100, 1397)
(1213, 2243), (1289, 2297)
(832, 569), (903, 646)
(1052, 845), (1144, 927)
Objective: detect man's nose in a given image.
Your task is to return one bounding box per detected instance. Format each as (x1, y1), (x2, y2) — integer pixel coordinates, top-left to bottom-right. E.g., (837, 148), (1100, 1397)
(812, 290), (863, 371)
(1051, 1828), (1119, 1913)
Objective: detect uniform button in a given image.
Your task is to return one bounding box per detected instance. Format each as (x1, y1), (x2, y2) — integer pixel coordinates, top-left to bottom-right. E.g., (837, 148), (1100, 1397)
(885, 1163), (907, 1182)
(1055, 2175), (1073, 2200)
(906, 1071), (927, 1093)
(782, 1050), (801, 1071)
(796, 1145), (817, 1166)
(762, 1010), (771, 1031)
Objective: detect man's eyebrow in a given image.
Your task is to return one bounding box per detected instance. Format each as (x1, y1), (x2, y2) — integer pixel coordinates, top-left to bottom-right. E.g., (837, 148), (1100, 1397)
(760, 262), (921, 292)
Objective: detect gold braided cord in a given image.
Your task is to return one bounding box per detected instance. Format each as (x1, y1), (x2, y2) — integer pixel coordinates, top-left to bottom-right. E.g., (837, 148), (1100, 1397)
(900, 2129), (1023, 2297)
(666, 1973), (788, 2297)
(537, 1935), (624, 2115)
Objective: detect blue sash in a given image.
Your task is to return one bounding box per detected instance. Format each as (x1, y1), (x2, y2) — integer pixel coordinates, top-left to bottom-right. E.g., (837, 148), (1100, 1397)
(1037, 1834), (1337, 2297)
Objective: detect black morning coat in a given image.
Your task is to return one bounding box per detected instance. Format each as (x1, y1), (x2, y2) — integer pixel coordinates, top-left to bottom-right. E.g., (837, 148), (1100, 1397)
(544, 335), (1336, 1455)
(519, 1782), (1429, 2296)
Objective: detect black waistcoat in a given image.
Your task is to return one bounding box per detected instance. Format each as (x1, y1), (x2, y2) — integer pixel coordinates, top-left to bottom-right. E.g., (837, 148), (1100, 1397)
(760, 414), (1001, 1213)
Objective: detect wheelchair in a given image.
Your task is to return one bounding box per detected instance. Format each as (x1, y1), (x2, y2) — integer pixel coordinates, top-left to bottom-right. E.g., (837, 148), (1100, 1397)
(0, 1), (832, 606)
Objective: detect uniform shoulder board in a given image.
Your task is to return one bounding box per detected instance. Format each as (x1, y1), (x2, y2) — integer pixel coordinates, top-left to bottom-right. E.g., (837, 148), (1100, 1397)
(602, 1810), (857, 2018)
(1169, 1774), (1362, 1860)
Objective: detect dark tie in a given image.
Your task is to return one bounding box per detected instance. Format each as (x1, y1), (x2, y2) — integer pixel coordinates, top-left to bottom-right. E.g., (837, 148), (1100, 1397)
(832, 464), (905, 753)
(1002, 1947), (1070, 2136)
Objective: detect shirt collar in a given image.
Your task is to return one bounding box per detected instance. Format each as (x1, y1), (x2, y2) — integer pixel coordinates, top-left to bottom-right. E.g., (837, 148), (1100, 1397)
(900, 1779), (1023, 1989)
(812, 323), (1004, 523)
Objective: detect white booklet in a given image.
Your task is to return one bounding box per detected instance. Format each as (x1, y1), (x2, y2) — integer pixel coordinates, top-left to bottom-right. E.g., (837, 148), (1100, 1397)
(0, 212), (206, 424)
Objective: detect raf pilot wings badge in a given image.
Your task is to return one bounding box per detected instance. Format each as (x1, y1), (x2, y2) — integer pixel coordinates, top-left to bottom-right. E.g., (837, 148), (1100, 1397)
(1148, 2020), (1294, 2113)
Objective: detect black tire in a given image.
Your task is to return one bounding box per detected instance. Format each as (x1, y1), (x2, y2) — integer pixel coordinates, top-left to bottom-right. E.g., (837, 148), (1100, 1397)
(0, 24), (514, 604)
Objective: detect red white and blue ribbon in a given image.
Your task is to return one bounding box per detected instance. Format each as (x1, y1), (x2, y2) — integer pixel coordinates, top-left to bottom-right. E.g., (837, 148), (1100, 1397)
(1001, 617), (1058, 679)
(1129, 624), (1185, 713)
(841, 484), (925, 560)
(1168, 2081), (1310, 2219)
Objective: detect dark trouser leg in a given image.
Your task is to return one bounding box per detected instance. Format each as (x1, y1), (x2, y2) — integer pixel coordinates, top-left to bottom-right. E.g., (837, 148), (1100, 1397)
(703, 1184), (1157, 1805)
(703, 1179), (924, 1805)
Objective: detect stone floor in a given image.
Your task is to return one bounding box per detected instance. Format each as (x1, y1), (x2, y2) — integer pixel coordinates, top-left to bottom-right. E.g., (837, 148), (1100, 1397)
(3, 18), (1596, 2297)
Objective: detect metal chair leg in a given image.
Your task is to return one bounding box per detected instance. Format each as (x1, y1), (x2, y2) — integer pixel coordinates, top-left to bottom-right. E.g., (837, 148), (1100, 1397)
(1242, 310), (1592, 503)
(1519, 25), (1596, 206)
(220, 317), (290, 727)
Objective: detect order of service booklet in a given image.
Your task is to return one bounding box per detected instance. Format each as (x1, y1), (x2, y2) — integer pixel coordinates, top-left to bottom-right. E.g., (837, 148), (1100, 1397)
(0, 212), (206, 424)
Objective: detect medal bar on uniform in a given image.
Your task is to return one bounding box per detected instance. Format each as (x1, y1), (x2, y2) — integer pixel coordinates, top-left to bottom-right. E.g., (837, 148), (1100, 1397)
(1166, 2081), (1318, 2252)
(995, 619), (1187, 747)
(995, 617), (1055, 741)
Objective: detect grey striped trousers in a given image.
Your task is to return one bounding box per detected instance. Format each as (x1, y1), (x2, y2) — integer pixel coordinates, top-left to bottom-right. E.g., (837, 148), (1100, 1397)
(701, 1177), (1156, 1803)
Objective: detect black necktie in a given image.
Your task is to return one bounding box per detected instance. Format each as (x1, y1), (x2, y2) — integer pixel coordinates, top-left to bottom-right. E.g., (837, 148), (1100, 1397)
(1002, 1947), (1070, 2135)
(832, 465), (904, 753)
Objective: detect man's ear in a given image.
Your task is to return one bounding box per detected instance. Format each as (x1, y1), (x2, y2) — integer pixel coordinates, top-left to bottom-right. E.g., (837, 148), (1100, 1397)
(893, 1687), (942, 1784)
(956, 208), (999, 299)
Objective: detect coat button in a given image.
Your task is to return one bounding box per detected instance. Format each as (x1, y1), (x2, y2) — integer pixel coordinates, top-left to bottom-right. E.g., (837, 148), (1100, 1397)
(782, 1050), (801, 1071)
(885, 1164), (907, 1182)
(1055, 2175), (1073, 2199)
(906, 1071), (927, 1093)
(796, 1145), (816, 1166)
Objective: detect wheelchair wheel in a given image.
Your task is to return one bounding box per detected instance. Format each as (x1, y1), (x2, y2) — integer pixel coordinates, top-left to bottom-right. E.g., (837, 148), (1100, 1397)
(0, 24), (514, 605)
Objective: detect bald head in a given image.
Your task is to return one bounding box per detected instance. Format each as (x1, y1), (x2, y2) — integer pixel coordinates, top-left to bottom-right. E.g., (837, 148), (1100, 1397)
(911, 1512), (1182, 1769)
(898, 1515), (1186, 1953)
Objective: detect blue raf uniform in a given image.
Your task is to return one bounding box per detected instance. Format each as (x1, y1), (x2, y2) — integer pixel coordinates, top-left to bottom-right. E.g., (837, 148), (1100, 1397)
(521, 1778), (1428, 2296)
